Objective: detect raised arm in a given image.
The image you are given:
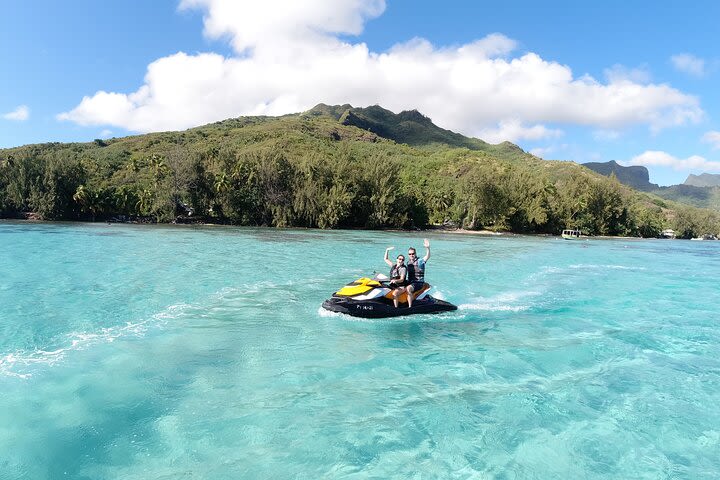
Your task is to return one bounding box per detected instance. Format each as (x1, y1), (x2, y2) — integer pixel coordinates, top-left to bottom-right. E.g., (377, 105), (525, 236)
(384, 246), (395, 267)
(423, 238), (431, 262)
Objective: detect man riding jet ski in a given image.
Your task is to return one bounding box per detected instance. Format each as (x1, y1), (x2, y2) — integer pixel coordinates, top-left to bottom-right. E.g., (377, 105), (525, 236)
(321, 274), (457, 319)
(322, 239), (456, 318)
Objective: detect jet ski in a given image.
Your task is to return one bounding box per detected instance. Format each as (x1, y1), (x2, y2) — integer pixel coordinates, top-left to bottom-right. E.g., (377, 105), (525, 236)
(321, 274), (457, 318)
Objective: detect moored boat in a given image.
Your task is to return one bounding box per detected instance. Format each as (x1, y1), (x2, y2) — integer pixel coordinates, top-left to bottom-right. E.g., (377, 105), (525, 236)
(561, 229), (581, 239)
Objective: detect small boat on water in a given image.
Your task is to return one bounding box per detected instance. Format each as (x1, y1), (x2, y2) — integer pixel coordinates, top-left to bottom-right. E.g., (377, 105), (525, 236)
(561, 229), (581, 239)
(691, 234), (718, 241)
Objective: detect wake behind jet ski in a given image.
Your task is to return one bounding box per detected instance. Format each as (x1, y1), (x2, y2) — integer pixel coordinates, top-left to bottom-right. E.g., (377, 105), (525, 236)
(321, 274), (457, 318)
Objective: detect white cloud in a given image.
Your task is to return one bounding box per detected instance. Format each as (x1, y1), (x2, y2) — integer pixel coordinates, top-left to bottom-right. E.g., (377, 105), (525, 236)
(701, 131), (720, 150)
(529, 144), (602, 162)
(529, 146), (558, 158)
(478, 120), (563, 143)
(3, 105), (29, 121)
(179, 0), (386, 56)
(671, 53), (705, 77)
(100, 129), (113, 138)
(604, 64), (651, 84)
(58, 0), (704, 142)
(626, 150), (720, 172)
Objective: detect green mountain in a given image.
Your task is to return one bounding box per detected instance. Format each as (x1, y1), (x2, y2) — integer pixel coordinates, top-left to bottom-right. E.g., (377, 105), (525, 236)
(582, 160), (658, 191)
(652, 184), (720, 211)
(306, 103), (526, 158)
(684, 173), (720, 187)
(1, 103), (718, 238)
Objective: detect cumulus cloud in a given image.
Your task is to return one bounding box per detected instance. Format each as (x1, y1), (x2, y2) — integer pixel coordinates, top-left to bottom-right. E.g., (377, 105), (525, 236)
(179, 0), (385, 56)
(604, 64), (651, 84)
(529, 145), (566, 158)
(478, 119), (563, 143)
(671, 53), (705, 77)
(58, 0), (704, 142)
(701, 131), (720, 150)
(626, 150), (720, 172)
(3, 105), (29, 121)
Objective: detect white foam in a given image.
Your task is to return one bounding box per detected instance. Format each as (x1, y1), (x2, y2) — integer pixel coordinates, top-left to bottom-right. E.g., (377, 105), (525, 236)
(316, 306), (386, 323)
(551, 264), (645, 271)
(458, 290), (537, 313)
(210, 276), (339, 301)
(0, 303), (191, 379)
(569, 263), (643, 271)
(317, 306), (345, 318)
(494, 291), (539, 303)
(459, 303), (529, 312)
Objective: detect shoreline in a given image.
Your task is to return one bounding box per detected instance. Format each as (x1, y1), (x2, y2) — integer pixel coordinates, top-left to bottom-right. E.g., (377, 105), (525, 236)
(435, 227), (513, 236)
(0, 217), (670, 240)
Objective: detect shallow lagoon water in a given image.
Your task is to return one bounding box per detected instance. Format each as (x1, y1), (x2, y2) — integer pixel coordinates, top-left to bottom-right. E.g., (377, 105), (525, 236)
(1, 222), (719, 479)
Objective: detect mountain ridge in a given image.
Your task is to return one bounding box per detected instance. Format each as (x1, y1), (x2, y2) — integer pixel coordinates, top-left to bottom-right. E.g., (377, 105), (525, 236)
(583, 160), (720, 211)
(303, 103), (528, 157)
(684, 173), (720, 187)
(582, 160), (658, 191)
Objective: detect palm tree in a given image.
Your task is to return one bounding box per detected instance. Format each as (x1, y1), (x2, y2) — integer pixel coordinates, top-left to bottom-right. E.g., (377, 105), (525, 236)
(73, 185), (103, 221)
(72, 185), (89, 216)
(136, 189), (153, 216)
(149, 155), (167, 186)
(214, 171), (230, 194)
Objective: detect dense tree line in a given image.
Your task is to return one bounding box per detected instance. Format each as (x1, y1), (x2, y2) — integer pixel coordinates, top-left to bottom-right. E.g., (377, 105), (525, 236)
(1, 116), (719, 238)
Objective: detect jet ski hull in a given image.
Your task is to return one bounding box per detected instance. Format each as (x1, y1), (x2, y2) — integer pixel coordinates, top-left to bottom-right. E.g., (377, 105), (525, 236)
(322, 295), (457, 319)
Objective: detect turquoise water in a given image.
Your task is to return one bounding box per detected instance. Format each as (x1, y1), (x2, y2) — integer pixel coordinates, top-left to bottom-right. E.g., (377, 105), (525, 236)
(1, 222), (719, 479)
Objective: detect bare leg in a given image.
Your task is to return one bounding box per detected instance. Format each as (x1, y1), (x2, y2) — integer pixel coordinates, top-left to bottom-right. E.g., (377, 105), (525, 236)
(406, 284), (415, 308)
(393, 287), (407, 308)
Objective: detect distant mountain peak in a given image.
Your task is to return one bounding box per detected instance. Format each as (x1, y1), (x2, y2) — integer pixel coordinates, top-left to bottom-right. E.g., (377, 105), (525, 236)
(304, 103), (527, 154)
(304, 103), (354, 120)
(396, 109), (433, 125)
(582, 160), (658, 191)
(684, 173), (720, 187)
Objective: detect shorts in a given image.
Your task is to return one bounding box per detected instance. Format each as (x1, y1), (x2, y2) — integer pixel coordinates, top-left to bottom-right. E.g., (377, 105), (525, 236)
(409, 281), (424, 291)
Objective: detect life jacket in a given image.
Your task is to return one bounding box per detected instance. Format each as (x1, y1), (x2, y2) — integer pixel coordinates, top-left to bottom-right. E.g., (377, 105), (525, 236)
(390, 264), (406, 281)
(407, 258), (425, 282)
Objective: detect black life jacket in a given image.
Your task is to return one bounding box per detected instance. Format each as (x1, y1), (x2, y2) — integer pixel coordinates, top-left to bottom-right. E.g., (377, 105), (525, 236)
(407, 259), (425, 281)
(390, 264), (406, 281)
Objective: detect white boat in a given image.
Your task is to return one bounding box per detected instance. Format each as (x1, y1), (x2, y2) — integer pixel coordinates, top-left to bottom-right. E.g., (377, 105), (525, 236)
(691, 234), (718, 241)
(561, 229), (581, 239)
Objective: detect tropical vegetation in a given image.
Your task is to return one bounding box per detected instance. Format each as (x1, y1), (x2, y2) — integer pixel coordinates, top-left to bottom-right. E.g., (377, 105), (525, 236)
(1, 104), (718, 238)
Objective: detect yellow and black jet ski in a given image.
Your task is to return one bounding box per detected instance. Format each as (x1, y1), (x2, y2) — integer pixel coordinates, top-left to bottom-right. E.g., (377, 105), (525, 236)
(321, 274), (457, 318)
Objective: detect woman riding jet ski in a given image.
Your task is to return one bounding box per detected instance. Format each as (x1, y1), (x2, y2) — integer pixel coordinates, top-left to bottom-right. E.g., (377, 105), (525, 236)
(321, 274), (457, 318)
(322, 241), (457, 318)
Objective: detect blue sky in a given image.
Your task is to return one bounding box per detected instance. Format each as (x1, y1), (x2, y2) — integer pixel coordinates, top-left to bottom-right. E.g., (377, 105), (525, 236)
(2, 0), (720, 186)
